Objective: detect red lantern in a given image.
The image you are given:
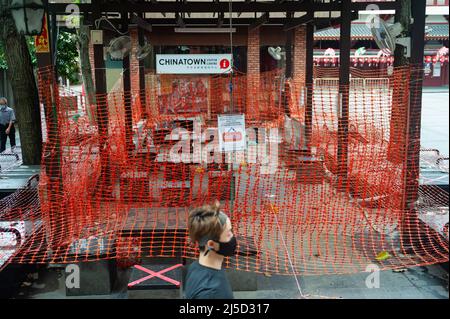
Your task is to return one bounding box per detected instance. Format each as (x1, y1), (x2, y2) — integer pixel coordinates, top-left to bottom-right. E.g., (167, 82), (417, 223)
(426, 56), (432, 63)
(432, 57), (438, 64)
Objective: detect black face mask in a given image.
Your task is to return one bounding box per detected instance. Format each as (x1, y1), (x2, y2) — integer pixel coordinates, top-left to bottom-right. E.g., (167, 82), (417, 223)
(215, 236), (238, 257)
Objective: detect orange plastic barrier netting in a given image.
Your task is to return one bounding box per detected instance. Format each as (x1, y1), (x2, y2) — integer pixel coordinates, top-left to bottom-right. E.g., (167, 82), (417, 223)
(0, 65), (448, 275)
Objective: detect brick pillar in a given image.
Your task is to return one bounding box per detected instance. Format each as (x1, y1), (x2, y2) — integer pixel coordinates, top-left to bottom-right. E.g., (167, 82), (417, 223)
(290, 26), (307, 115)
(293, 26), (307, 90)
(145, 71), (159, 120)
(247, 27), (260, 118)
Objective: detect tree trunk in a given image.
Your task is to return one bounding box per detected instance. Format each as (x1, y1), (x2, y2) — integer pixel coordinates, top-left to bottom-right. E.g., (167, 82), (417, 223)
(0, 8), (42, 165)
(77, 24), (97, 122)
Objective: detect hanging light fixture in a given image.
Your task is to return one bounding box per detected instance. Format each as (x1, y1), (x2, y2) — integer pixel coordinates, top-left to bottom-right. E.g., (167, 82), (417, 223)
(332, 57), (338, 67)
(374, 57), (379, 67)
(8, 0), (45, 36)
(324, 48), (336, 57)
(388, 56), (394, 66)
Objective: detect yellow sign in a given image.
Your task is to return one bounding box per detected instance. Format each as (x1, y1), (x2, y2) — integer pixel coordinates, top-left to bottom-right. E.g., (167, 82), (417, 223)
(35, 15), (50, 53)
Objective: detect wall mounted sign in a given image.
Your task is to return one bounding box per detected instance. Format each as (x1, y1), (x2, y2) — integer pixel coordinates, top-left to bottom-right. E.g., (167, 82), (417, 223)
(156, 54), (232, 74)
(218, 114), (246, 152)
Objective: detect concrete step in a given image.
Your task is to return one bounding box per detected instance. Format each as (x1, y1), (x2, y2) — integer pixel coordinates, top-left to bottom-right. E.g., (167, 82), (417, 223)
(127, 260), (183, 299)
(65, 260), (117, 296)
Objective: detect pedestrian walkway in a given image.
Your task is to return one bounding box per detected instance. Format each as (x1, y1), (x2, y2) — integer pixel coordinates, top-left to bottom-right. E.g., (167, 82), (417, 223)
(421, 91), (449, 157)
(0, 128), (21, 172)
(5, 262), (449, 299)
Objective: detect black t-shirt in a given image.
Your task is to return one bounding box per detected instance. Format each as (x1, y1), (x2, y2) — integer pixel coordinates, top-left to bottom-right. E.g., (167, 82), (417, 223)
(183, 261), (234, 299)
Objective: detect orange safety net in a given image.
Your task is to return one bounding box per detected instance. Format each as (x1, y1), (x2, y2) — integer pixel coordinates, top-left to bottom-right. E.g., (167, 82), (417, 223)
(0, 65), (448, 275)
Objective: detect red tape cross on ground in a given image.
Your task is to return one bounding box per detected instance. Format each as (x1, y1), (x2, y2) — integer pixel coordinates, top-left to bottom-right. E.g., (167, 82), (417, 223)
(128, 264), (183, 288)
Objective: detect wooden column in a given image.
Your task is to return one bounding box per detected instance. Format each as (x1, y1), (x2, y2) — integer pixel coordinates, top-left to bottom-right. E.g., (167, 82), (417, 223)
(402, 0), (427, 252)
(92, 6), (112, 197)
(36, 6), (65, 248)
(138, 18), (148, 118)
(337, 0), (352, 188)
(122, 9), (133, 158)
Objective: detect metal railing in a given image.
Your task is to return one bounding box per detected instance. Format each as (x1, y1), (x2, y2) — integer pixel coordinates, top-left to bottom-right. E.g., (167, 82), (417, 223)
(313, 77), (390, 87)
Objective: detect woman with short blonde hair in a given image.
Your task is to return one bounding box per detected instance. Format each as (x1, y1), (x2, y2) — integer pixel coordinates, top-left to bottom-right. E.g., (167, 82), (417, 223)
(184, 201), (237, 299)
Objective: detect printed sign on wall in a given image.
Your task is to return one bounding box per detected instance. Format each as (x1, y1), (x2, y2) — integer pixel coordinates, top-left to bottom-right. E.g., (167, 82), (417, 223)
(156, 54), (232, 74)
(218, 114), (246, 152)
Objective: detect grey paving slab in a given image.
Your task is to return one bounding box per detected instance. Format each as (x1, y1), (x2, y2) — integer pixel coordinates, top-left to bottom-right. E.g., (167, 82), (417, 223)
(421, 91), (449, 157)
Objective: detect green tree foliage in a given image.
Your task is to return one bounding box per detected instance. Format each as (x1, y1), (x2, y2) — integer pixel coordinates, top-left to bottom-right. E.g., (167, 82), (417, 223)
(56, 31), (80, 84)
(1, 32), (80, 84)
(0, 43), (5, 69)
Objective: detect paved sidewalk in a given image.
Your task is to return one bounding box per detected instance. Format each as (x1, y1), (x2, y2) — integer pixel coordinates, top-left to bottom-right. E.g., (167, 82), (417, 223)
(3, 262), (448, 299)
(421, 91), (449, 157)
